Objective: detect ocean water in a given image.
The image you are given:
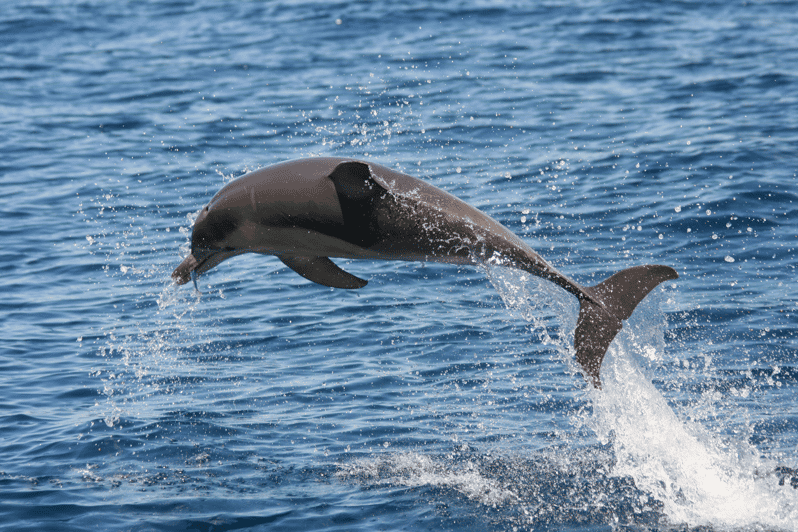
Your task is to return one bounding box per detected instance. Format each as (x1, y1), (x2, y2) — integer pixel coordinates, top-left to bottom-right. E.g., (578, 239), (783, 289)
(1, 0), (797, 530)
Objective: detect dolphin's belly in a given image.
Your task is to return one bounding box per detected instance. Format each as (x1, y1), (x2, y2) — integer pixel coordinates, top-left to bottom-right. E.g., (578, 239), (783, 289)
(238, 226), (368, 259)
(238, 224), (476, 267)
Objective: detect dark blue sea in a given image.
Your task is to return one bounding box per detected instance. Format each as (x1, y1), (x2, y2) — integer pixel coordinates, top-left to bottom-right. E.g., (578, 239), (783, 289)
(2, 1), (797, 530)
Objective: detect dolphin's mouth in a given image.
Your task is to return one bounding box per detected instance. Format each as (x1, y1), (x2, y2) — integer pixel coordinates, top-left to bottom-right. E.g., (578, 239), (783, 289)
(172, 249), (244, 287)
(172, 253), (199, 285)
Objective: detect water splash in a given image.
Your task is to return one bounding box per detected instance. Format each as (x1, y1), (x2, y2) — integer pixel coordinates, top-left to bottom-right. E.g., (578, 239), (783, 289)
(338, 450), (519, 508)
(488, 263), (798, 530)
(592, 334), (798, 530)
(481, 256), (579, 365)
(85, 193), (215, 428)
(94, 279), (207, 428)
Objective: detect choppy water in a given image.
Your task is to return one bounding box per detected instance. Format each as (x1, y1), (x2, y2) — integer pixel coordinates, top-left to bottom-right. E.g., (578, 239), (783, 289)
(2, 1), (797, 530)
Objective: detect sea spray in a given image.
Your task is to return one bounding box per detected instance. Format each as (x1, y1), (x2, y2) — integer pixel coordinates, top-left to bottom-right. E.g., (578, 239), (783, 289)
(592, 328), (798, 530)
(481, 256), (579, 372)
(486, 264), (798, 529)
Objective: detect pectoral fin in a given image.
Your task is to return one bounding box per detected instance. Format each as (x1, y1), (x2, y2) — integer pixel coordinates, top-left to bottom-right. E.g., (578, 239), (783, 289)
(278, 255), (368, 289)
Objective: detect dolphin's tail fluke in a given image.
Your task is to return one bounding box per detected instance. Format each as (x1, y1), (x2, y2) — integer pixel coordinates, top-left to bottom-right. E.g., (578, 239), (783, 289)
(574, 265), (678, 388)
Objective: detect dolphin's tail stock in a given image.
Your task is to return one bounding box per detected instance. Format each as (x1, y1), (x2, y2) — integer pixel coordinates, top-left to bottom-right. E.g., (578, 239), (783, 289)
(574, 265), (678, 388)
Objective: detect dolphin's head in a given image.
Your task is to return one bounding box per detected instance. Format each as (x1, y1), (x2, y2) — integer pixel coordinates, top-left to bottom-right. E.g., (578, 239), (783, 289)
(171, 204), (244, 286)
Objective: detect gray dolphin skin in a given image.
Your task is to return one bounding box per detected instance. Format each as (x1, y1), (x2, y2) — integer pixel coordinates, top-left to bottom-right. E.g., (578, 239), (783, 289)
(172, 157), (678, 387)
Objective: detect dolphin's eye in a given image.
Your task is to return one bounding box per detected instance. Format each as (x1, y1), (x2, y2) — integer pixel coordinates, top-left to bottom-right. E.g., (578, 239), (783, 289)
(194, 210), (239, 246)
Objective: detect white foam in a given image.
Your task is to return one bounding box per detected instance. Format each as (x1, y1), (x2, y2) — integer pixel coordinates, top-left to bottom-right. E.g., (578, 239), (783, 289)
(590, 328), (798, 530)
(338, 451), (518, 507)
(487, 266), (798, 529)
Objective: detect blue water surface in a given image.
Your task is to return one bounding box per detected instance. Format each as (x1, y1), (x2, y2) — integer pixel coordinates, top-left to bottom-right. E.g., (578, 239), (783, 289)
(1, 1), (797, 530)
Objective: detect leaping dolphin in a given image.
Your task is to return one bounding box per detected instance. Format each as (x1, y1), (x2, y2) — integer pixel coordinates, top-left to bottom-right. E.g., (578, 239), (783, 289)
(172, 157), (678, 387)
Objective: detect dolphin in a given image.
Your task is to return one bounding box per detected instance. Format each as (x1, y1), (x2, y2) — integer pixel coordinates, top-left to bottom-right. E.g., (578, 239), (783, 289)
(172, 157), (678, 387)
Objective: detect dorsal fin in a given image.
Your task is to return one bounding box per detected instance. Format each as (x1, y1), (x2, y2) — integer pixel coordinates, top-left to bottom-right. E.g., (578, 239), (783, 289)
(327, 162), (386, 248)
(278, 255), (367, 289)
(328, 161), (383, 201)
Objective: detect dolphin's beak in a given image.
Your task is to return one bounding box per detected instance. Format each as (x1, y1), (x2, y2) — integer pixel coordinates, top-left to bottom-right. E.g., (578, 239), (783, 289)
(172, 253), (199, 285)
